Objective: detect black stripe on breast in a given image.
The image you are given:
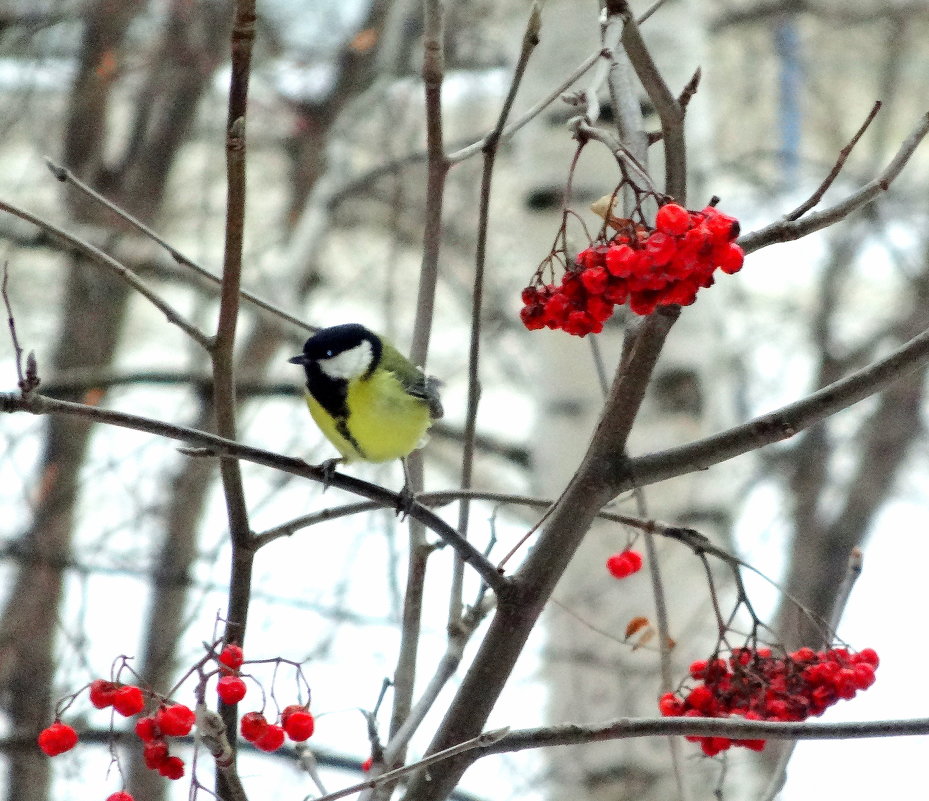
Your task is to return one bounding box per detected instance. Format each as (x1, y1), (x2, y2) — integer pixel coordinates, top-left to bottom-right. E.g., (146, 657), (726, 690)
(306, 364), (348, 418)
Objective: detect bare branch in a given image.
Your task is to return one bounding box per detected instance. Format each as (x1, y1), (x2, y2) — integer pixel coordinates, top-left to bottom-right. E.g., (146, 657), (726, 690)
(741, 111), (929, 254)
(614, 1), (687, 199)
(0, 198), (211, 348)
(315, 727), (509, 801)
(43, 158), (314, 335)
(0, 391), (510, 595)
(479, 716), (929, 757)
(784, 100), (882, 222)
(447, 48), (603, 164)
(627, 323), (929, 491)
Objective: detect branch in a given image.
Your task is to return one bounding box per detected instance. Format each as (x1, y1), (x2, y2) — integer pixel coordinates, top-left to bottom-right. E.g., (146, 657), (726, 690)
(451, 1), (540, 625)
(479, 716), (929, 756)
(783, 101), (882, 222)
(43, 158), (314, 335)
(447, 48), (602, 164)
(0, 393), (509, 595)
(0, 198), (211, 348)
(614, 1), (687, 199)
(315, 727), (508, 801)
(627, 323), (929, 490)
(740, 111), (929, 254)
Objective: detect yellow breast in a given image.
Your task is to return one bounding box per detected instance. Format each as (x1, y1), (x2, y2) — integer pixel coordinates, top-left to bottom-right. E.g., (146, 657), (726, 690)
(305, 370), (433, 463)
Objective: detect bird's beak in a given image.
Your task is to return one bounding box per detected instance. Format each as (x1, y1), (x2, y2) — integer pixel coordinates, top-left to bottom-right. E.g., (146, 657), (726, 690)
(288, 354), (307, 365)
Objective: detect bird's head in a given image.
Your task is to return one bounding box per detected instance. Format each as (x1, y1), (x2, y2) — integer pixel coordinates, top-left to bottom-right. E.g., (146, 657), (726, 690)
(288, 323), (382, 382)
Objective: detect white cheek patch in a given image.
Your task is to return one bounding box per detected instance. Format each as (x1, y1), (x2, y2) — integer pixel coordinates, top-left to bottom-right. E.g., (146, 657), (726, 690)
(318, 340), (373, 380)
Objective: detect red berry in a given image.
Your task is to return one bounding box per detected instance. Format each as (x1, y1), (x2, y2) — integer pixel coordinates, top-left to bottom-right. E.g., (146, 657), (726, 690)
(606, 552), (633, 579)
(218, 644), (244, 671)
(134, 717), (160, 742)
(605, 243), (638, 277)
(143, 740), (169, 769)
(89, 679), (118, 709)
(254, 723), (286, 752)
(628, 290), (660, 316)
(851, 664), (876, 689)
(644, 231), (677, 266)
(855, 648), (880, 667)
(520, 286), (539, 305)
(622, 550), (643, 573)
(112, 685), (146, 717)
(361, 757), (374, 772)
(158, 755), (185, 780)
(543, 292), (572, 326)
(737, 737), (766, 752)
(37, 722), (79, 756)
(655, 203), (691, 236)
(282, 709), (315, 741)
(685, 685), (716, 714)
(155, 704), (195, 737)
(579, 266), (609, 295)
(240, 711), (269, 742)
(658, 692), (683, 716)
(700, 736), (731, 756)
(703, 208), (740, 241)
(106, 794), (135, 801)
(217, 675), (247, 705)
(519, 303), (546, 330)
(585, 295), (615, 323)
(714, 243), (744, 274)
(689, 660), (708, 679)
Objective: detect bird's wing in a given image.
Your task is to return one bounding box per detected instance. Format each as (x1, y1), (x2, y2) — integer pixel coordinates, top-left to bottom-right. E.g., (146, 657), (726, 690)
(381, 343), (444, 420)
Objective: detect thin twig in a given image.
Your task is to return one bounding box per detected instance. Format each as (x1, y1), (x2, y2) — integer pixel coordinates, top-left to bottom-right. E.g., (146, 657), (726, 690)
(451, 1), (540, 628)
(740, 111), (929, 255)
(784, 101), (882, 222)
(0, 198), (211, 349)
(447, 48), (603, 164)
(315, 727), (509, 801)
(214, 3), (257, 796)
(44, 157), (314, 335)
(385, 0), (450, 782)
(1, 263), (34, 392)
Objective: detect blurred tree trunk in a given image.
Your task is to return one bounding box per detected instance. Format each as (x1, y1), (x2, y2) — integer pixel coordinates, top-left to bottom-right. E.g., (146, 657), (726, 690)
(0, 3), (228, 800)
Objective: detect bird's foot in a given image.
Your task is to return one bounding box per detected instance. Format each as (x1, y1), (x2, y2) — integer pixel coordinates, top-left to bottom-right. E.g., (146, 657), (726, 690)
(396, 483), (417, 520)
(318, 457), (343, 490)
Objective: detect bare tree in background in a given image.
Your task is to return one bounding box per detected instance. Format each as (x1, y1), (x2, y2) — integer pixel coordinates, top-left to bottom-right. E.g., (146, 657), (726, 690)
(1, 2), (929, 801)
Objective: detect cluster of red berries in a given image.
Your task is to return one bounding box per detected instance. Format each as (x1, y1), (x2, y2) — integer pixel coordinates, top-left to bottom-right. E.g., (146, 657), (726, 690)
(606, 549), (643, 579)
(659, 645), (880, 756)
(520, 203), (744, 336)
(134, 703), (194, 780)
(216, 643), (248, 704)
(240, 704), (316, 752)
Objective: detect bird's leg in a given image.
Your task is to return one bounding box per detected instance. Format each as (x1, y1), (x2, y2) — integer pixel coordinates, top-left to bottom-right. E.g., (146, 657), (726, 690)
(318, 457), (343, 490)
(396, 458), (417, 520)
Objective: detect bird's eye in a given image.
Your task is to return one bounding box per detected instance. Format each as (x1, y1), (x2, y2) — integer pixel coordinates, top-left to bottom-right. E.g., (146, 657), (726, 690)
(325, 349), (333, 358)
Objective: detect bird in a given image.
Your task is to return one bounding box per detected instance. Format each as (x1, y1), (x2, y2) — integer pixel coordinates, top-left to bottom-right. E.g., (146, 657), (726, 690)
(288, 323), (443, 465)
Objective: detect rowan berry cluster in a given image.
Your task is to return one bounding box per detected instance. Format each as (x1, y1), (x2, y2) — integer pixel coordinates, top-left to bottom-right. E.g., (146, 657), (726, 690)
(606, 549), (643, 579)
(37, 642), (315, 798)
(520, 203), (744, 336)
(659, 645), (880, 756)
(239, 704), (316, 752)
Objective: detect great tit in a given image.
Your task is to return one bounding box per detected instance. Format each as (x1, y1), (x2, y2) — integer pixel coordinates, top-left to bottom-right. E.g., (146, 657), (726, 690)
(288, 324), (443, 463)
